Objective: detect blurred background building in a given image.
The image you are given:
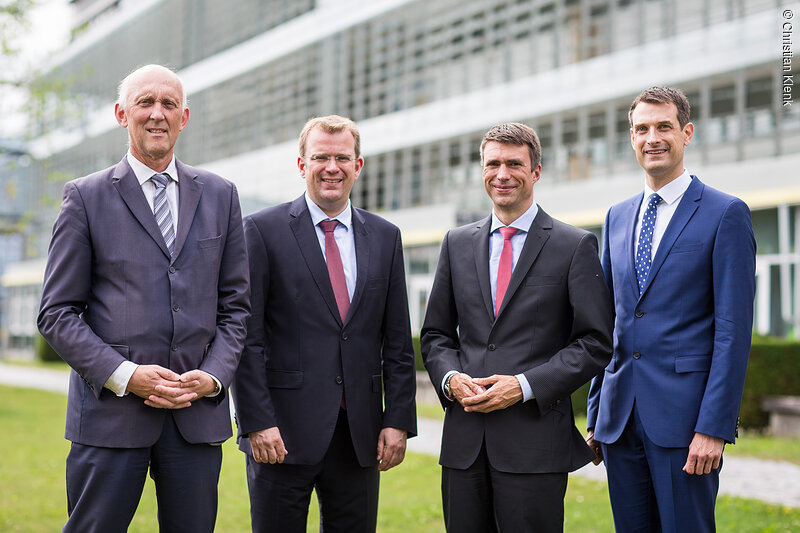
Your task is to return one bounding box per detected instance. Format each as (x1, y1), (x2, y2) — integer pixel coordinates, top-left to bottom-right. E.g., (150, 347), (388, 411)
(2, 0), (799, 357)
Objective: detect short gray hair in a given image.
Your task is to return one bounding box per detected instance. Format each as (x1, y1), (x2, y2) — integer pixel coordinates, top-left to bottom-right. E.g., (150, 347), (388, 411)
(117, 64), (188, 112)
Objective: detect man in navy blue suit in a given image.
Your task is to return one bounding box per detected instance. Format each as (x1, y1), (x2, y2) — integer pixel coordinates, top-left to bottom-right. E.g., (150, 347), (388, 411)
(586, 87), (756, 532)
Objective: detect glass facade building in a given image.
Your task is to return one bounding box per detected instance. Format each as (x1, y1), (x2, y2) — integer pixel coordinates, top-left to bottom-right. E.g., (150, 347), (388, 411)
(4, 0), (799, 355)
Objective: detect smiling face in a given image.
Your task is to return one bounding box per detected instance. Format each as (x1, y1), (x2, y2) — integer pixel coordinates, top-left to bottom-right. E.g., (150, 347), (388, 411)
(298, 127), (363, 217)
(630, 101), (694, 190)
(114, 67), (189, 172)
(482, 141), (541, 225)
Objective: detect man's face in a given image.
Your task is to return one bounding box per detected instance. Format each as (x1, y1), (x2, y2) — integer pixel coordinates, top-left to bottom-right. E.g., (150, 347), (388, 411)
(482, 141), (540, 219)
(114, 68), (189, 171)
(298, 128), (363, 217)
(630, 101), (693, 185)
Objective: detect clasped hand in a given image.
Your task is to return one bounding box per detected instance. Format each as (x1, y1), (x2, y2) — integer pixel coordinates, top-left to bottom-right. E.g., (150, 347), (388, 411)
(127, 365), (216, 409)
(450, 373), (523, 413)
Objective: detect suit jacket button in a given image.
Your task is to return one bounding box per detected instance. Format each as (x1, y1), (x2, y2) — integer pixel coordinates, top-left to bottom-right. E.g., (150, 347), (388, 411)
(341, 332), (349, 340)
(172, 345), (178, 352)
(168, 266), (176, 274)
(635, 310), (644, 318)
(488, 344), (496, 351)
(335, 376), (343, 384)
(172, 304), (180, 312)
(633, 351), (641, 359)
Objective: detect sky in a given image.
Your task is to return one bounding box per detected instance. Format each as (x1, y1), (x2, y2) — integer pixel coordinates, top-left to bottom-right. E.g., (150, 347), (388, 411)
(0, 0), (72, 140)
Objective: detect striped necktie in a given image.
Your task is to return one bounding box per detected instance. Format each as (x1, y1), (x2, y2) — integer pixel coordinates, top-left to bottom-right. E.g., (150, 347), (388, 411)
(151, 173), (176, 255)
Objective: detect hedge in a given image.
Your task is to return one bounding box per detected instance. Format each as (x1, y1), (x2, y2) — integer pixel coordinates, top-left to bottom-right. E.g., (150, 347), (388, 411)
(416, 335), (800, 431)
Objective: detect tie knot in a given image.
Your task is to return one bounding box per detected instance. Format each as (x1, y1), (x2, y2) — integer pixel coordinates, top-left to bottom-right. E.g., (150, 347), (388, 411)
(648, 193), (663, 208)
(498, 226), (518, 240)
(151, 173), (169, 189)
(319, 220), (339, 233)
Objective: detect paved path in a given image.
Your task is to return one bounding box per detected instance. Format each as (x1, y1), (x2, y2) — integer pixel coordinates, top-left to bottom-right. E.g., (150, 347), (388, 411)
(3, 362), (800, 508)
(408, 416), (800, 508)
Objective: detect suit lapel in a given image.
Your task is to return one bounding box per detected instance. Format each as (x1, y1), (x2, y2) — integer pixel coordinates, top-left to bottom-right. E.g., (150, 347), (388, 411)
(288, 196), (343, 325)
(640, 176), (702, 297)
(346, 207), (370, 325)
(625, 193), (644, 297)
(173, 160), (202, 261)
(495, 207), (551, 319)
(472, 216), (494, 321)
(111, 158), (171, 259)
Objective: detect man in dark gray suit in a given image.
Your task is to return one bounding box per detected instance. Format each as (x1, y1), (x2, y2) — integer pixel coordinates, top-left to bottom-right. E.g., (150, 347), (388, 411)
(38, 64), (250, 533)
(232, 115), (417, 532)
(422, 123), (613, 533)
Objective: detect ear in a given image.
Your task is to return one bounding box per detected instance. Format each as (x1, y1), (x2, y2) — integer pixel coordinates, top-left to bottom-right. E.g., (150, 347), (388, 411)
(682, 122), (694, 146)
(297, 156), (307, 179)
(530, 164), (542, 185)
(114, 103), (127, 128)
(353, 157), (364, 180)
(178, 107), (190, 131)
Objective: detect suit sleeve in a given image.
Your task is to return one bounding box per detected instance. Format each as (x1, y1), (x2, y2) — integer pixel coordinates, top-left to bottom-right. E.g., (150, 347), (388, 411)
(586, 209), (614, 429)
(378, 228), (418, 437)
(694, 199), (756, 442)
(37, 182), (128, 398)
(197, 183), (250, 397)
(231, 216), (278, 436)
(524, 232), (614, 412)
(420, 231), (462, 408)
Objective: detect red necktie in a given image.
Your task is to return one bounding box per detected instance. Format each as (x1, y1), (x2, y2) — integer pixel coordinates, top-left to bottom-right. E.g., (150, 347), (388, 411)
(319, 220), (350, 321)
(495, 226), (518, 316)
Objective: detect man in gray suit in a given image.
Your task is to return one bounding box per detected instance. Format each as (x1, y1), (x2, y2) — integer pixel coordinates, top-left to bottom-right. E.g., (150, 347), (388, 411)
(422, 123), (613, 532)
(38, 64), (250, 533)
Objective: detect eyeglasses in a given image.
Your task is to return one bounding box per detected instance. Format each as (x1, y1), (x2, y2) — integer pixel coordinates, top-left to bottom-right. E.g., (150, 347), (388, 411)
(308, 154), (357, 165)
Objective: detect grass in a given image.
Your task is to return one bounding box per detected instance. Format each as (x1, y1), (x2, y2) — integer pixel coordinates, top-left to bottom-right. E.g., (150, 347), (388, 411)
(2, 385), (800, 532)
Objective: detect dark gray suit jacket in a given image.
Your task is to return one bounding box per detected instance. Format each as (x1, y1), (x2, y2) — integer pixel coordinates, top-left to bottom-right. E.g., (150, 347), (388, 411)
(232, 195), (417, 467)
(38, 157), (250, 447)
(421, 207), (613, 473)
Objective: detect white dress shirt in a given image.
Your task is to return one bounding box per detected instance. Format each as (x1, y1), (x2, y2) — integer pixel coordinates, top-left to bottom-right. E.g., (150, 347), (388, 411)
(442, 200), (540, 403)
(634, 170), (693, 262)
(305, 193), (357, 301)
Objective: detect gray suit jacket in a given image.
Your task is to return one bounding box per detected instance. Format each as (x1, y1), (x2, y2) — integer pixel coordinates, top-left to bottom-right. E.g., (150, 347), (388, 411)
(421, 207), (613, 473)
(38, 157), (250, 447)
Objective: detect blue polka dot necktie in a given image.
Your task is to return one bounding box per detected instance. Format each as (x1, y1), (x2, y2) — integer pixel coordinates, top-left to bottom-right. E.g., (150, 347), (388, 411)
(635, 193), (663, 295)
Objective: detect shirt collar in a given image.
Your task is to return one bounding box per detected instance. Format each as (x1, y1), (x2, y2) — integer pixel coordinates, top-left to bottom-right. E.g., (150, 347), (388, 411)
(127, 151), (179, 186)
(305, 192), (352, 230)
(490, 199), (539, 234)
(645, 170), (691, 206)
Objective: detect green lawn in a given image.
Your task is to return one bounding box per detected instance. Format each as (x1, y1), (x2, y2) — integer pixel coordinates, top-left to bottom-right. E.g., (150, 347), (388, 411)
(2, 385), (800, 532)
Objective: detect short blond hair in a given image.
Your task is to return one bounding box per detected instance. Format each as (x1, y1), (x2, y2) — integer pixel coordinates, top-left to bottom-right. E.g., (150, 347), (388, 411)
(299, 115), (361, 158)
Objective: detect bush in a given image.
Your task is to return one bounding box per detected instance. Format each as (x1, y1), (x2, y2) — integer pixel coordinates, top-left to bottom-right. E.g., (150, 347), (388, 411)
(34, 334), (61, 362)
(568, 336), (800, 430)
(740, 336), (800, 429)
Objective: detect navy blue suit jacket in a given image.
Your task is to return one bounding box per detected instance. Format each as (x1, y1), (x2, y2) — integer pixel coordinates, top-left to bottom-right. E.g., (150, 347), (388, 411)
(38, 157), (250, 447)
(232, 196), (417, 467)
(587, 176), (756, 447)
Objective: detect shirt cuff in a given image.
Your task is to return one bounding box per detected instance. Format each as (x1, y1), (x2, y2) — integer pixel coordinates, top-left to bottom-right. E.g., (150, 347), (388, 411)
(441, 370), (459, 400)
(104, 360), (138, 397)
(206, 372), (223, 398)
(515, 373), (534, 402)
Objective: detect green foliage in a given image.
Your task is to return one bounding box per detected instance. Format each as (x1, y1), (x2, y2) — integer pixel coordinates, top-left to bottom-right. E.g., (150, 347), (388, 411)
(412, 336), (425, 371)
(3, 385), (800, 532)
(34, 332), (61, 362)
(741, 337), (800, 429)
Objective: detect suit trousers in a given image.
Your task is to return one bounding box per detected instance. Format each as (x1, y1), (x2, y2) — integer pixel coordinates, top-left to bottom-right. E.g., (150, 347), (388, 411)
(441, 440), (567, 533)
(64, 412), (222, 533)
(601, 403), (719, 533)
(246, 408), (380, 533)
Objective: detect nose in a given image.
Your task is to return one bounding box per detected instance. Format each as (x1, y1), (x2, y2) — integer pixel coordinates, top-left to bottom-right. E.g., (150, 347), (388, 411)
(149, 103), (166, 120)
(496, 163), (512, 178)
(324, 157), (339, 171)
(645, 126), (659, 144)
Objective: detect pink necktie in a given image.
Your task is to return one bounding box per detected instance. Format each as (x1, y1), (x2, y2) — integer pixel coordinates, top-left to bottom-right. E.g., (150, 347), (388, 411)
(495, 226), (518, 316)
(319, 220), (350, 321)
